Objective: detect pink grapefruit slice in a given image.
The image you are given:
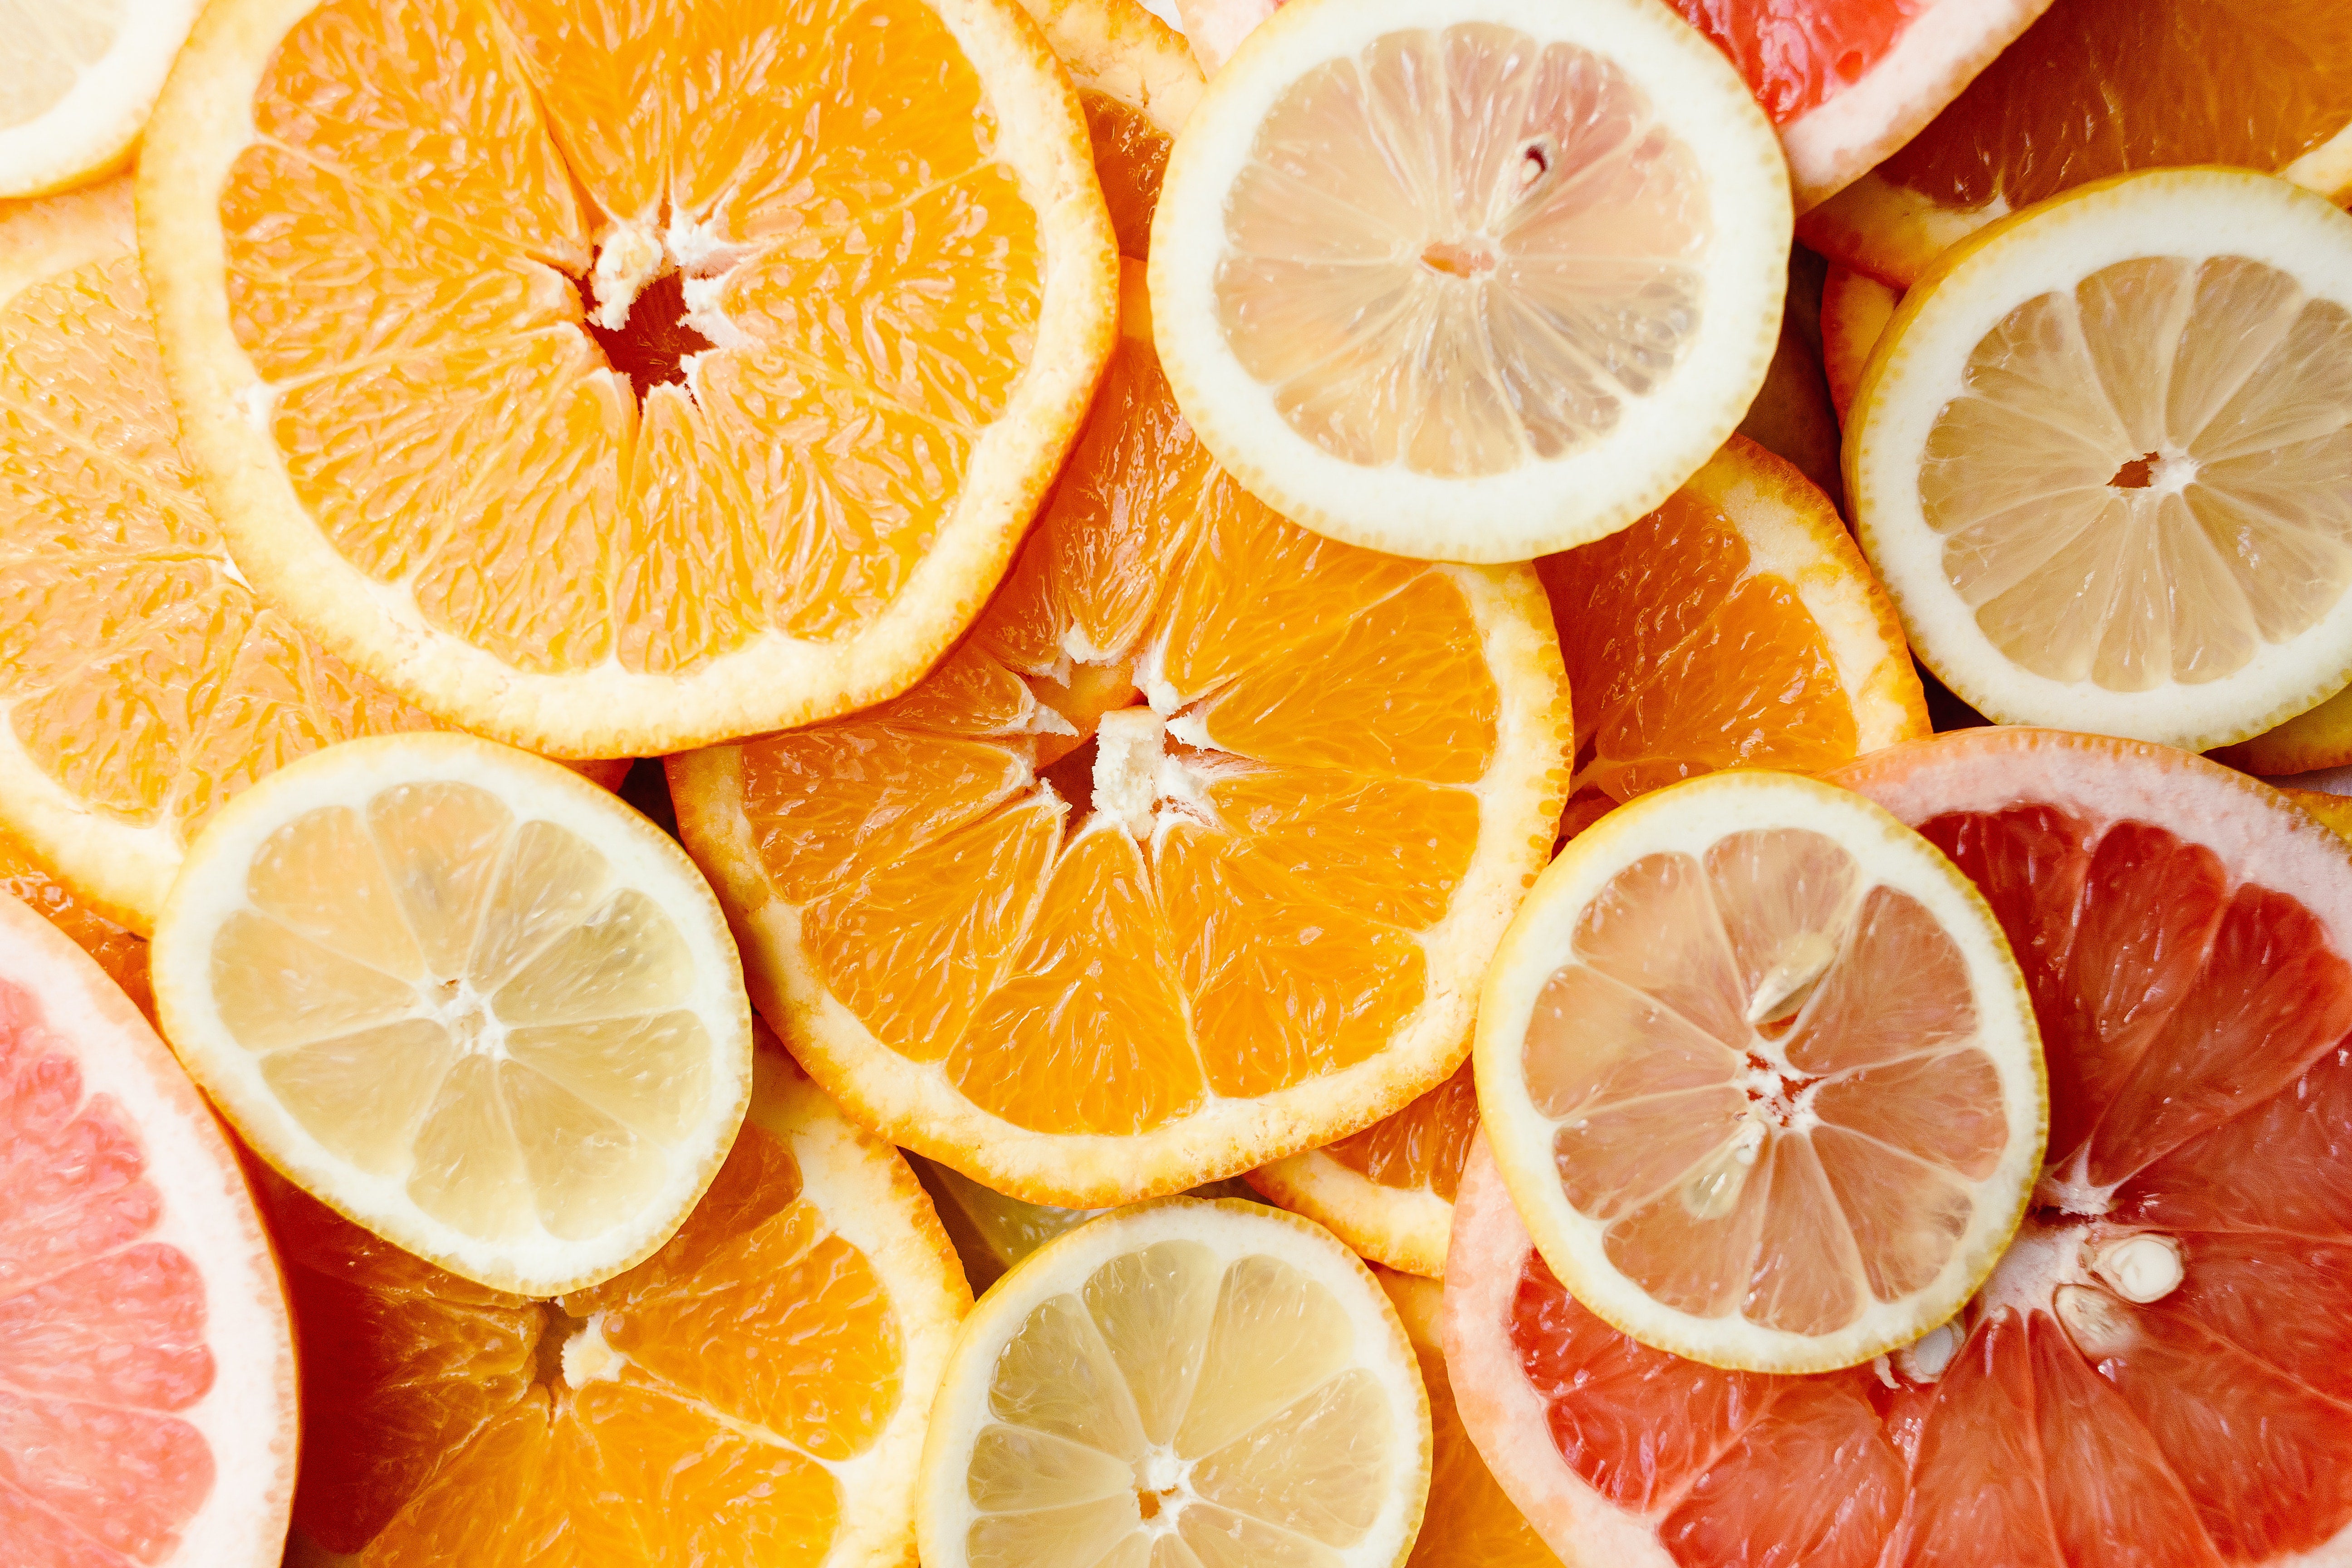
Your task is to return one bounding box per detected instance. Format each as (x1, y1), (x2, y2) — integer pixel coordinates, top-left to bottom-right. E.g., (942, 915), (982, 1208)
(0, 891), (296, 1565)
(1444, 727), (2352, 1566)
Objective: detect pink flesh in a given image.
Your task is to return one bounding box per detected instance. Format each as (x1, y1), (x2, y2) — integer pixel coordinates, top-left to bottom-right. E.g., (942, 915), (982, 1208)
(0, 980), (215, 1566)
(1504, 803), (2352, 1566)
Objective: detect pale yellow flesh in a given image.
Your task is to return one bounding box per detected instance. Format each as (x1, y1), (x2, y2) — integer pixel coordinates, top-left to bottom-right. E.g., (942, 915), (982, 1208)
(1215, 22), (1708, 478)
(1527, 826), (2005, 1337)
(1922, 255), (2352, 691)
(967, 1242), (1401, 1567)
(0, 0), (122, 128)
(209, 781), (710, 1242)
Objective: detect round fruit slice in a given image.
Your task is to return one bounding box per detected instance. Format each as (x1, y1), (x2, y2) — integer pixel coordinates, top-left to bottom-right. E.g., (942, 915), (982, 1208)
(1801, 0), (2352, 288)
(267, 1042), (970, 1567)
(1248, 1059), (1477, 1278)
(2215, 683), (2352, 776)
(0, 0), (198, 198)
(1447, 728), (2352, 1566)
(137, 0), (1117, 760)
(1381, 1266), (1562, 1568)
(1148, 0), (1790, 562)
(0, 889), (296, 1566)
(1541, 435), (1930, 804)
(150, 732), (754, 1296)
(2285, 785), (2352, 838)
(1819, 262), (1900, 421)
(1476, 768), (2043, 1372)
(1016, 0), (1204, 258)
(916, 1196), (1432, 1568)
(1849, 168), (2352, 751)
(0, 817), (152, 1018)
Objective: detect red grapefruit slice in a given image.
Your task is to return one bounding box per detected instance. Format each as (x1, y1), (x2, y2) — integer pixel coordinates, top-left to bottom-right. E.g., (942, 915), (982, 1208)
(0, 892), (296, 1565)
(1444, 728), (2352, 1566)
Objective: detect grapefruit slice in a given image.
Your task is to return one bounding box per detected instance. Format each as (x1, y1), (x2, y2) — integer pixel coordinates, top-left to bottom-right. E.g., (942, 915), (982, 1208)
(1446, 728), (2352, 1566)
(1801, 0), (2352, 288)
(916, 1196), (1433, 1568)
(0, 0), (199, 198)
(0, 890), (296, 1566)
(1475, 768), (2043, 1372)
(150, 733), (754, 1297)
(269, 1041), (970, 1566)
(1848, 167), (2352, 751)
(1147, 0), (1791, 562)
(136, 0), (1118, 760)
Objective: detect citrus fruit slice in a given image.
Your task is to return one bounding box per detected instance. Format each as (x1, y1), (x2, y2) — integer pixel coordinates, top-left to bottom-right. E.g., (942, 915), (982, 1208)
(0, 174), (476, 935)
(1017, 0), (1204, 260)
(1249, 1059), (1477, 1278)
(0, 817), (152, 1018)
(1541, 435), (1930, 805)
(916, 1196), (1433, 1568)
(1446, 727), (2352, 1565)
(1848, 167), (2352, 751)
(150, 732), (754, 1296)
(0, 888), (296, 1566)
(1476, 768), (2044, 1372)
(266, 1041), (970, 1567)
(136, 0), (1118, 760)
(1801, 0), (2352, 288)
(1819, 262), (1899, 421)
(1733, 307), (1843, 506)
(1147, 0), (1790, 562)
(1382, 1267), (1561, 1568)
(2285, 785), (2352, 838)
(0, 0), (198, 198)
(2214, 684), (2352, 777)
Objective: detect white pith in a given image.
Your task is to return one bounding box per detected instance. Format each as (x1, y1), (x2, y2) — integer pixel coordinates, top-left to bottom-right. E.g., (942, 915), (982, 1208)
(0, 0), (199, 197)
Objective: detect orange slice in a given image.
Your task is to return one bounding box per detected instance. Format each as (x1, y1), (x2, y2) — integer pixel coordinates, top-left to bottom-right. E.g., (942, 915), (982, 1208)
(0, 890), (296, 1567)
(2215, 685), (2352, 777)
(0, 0), (199, 197)
(1249, 1059), (1477, 1279)
(0, 175), (462, 934)
(1800, 0), (2352, 288)
(1147, 0), (1791, 561)
(136, 0), (1118, 759)
(1475, 768), (2045, 1372)
(268, 1043), (970, 1567)
(151, 733), (755, 1296)
(0, 818), (150, 1017)
(2284, 786), (2352, 838)
(1820, 262), (1900, 421)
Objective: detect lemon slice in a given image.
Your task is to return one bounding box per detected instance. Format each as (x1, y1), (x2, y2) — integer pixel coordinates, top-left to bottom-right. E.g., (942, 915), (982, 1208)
(1474, 769), (2044, 1372)
(1148, 0), (1790, 562)
(1848, 167), (2352, 750)
(917, 1196), (1432, 1568)
(151, 732), (752, 1295)
(0, 0), (197, 198)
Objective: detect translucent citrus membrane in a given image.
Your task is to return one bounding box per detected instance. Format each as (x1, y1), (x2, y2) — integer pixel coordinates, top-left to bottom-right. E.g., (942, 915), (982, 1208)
(1921, 254), (2352, 691)
(2, 0), (118, 127)
(208, 781), (711, 1242)
(1496, 798), (2352, 1568)
(736, 319), (1504, 1137)
(223, 0), (1046, 675)
(0, 977), (217, 1565)
(266, 1122), (903, 1562)
(0, 251), (436, 847)
(966, 1241), (1399, 1567)
(1879, 0), (2352, 212)
(1323, 1058), (1477, 1200)
(1524, 827), (2005, 1336)
(1212, 22), (1709, 477)
(1540, 485), (1857, 803)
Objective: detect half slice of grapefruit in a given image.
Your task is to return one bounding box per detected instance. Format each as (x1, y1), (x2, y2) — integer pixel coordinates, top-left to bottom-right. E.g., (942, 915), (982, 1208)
(0, 891), (296, 1566)
(1445, 728), (2352, 1565)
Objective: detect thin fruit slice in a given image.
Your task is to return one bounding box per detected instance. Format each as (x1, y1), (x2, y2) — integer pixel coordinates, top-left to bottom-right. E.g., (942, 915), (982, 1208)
(1475, 768), (2043, 1372)
(137, 0), (1117, 759)
(1820, 263), (1899, 421)
(0, 816), (151, 1017)
(913, 1149), (1261, 1294)
(150, 733), (753, 1296)
(270, 1042), (970, 1567)
(1248, 1059), (1476, 1278)
(0, 0), (198, 197)
(1446, 727), (2352, 1567)
(1734, 302), (1843, 506)
(1541, 435), (1930, 804)
(2285, 785), (2352, 838)
(1382, 1268), (1561, 1568)
(1148, 0), (1790, 561)
(1801, 0), (2352, 288)
(916, 1196), (1432, 1568)
(1848, 167), (2352, 751)
(2214, 684), (2352, 776)
(1017, 0), (1204, 257)
(0, 889), (296, 1566)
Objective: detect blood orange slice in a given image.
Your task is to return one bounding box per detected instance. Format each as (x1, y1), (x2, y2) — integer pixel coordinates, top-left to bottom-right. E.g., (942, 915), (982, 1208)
(1445, 728), (2352, 1566)
(0, 890), (295, 1565)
